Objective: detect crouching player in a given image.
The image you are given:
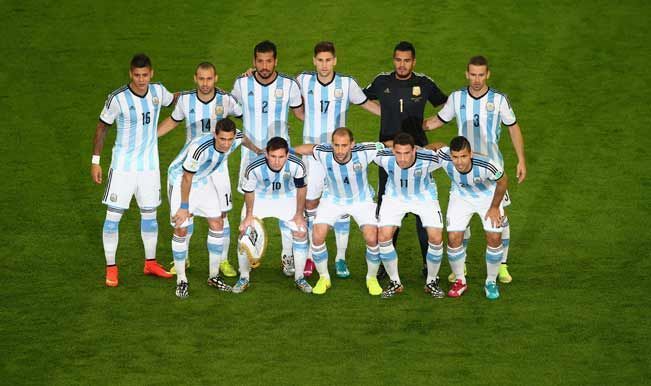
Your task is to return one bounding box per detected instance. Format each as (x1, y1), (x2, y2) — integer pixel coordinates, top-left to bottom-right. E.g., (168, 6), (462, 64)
(168, 118), (259, 298)
(295, 128), (384, 295)
(430, 136), (507, 300)
(236, 137), (311, 294)
(375, 133), (446, 299)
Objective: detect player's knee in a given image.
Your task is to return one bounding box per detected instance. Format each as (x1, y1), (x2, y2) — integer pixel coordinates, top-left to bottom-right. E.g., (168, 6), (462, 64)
(447, 232), (464, 248)
(174, 227), (188, 237)
(486, 232), (502, 248)
(207, 217), (224, 231)
(292, 230), (307, 240)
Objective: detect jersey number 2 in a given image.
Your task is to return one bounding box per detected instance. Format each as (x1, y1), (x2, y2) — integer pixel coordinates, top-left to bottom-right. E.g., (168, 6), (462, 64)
(261, 101), (268, 114)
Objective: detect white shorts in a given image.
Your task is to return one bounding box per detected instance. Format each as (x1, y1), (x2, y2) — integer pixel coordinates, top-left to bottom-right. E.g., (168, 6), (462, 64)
(502, 189), (512, 208)
(446, 193), (504, 233)
(168, 181), (222, 227)
(102, 168), (161, 210)
(305, 156), (326, 201)
(242, 195), (297, 222)
(378, 196), (443, 229)
(210, 159), (233, 212)
(314, 198), (377, 227)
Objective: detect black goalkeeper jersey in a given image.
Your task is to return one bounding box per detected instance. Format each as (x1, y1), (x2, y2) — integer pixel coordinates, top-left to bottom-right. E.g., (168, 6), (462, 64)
(364, 71), (447, 146)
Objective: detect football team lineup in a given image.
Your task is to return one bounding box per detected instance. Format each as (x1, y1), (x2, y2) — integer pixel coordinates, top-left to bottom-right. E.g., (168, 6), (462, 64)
(90, 40), (527, 301)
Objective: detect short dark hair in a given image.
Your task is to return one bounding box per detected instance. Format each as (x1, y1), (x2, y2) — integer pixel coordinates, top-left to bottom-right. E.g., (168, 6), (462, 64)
(332, 127), (353, 142)
(130, 53), (151, 69)
(196, 62), (216, 74)
(450, 136), (472, 152)
(266, 136), (289, 153)
(254, 40), (277, 58)
(314, 41), (335, 56)
(215, 117), (236, 134)
(393, 41), (415, 58)
(468, 55), (489, 70)
(393, 132), (415, 148)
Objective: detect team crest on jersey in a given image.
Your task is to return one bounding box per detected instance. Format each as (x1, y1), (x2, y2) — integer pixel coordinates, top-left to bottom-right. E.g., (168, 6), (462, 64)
(474, 177), (482, 183)
(275, 88), (284, 98)
(353, 162), (362, 171)
(110, 193), (118, 202)
(414, 168), (422, 177)
(152, 97), (160, 106)
(412, 86), (421, 96)
(215, 105), (224, 115)
(334, 89), (343, 99)
(486, 102), (495, 112)
(283, 171), (290, 180)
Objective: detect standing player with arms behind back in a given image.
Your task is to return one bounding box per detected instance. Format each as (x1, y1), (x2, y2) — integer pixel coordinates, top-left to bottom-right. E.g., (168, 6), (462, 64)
(296, 41), (380, 278)
(231, 40), (305, 278)
(91, 54), (174, 286)
(424, 55), (526, 283)
(158, 62), (242, 279)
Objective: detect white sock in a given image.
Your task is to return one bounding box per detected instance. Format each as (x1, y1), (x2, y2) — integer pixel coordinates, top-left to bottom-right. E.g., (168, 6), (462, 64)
(379, 240), (400, 284)
(305, 208), (317, 261)
(221, 217), (231, 265)
(425, 242), (443, 283)
(311, 243), (329, 280)
(207, 229), (224, 278)
(463, 227), (471, 249)
(102, 207), (123, 266)
(365, 244), (380, 280)
(184, 222), (194, 258)
(172, 233), (188, 283)
(334, 215), (350, 261)
(279, 220), (293, 258)
(501, 217), (510, 263)
(140, 208), (158, 260)
(237, 248), (250, 280)
(486, 244), (504, 283)
(447, 245), (466, 284)
(293, 237), (309, 281)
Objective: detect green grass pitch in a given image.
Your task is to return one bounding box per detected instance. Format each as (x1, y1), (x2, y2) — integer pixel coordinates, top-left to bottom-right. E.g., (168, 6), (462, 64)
(2, 0), (649, 384)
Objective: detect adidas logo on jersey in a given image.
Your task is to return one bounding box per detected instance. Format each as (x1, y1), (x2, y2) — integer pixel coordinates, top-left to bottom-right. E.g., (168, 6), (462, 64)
(383, 88), (391, 94)
(248, 91), (254, 96)
(129, 106), (135, 110)
(308, 90), (313, 94)
(460, 105), (466, 110)
(190, 109), (195, 113)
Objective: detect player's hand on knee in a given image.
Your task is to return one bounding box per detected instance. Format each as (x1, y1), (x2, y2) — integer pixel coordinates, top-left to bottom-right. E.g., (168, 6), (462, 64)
(173, 209), (190, 228)
(91, 164), (102, 184)
(485, 207), (502, 228)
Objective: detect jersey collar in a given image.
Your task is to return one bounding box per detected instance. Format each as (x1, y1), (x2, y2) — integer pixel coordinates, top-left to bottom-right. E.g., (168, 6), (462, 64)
(128, 84), (149, 98)
(196, 88), (217, 104)
(254, 71), (278, 87)
(265, 159), (284, 173)
(317, 72), (336, 87)
(467, 86), (490, 100)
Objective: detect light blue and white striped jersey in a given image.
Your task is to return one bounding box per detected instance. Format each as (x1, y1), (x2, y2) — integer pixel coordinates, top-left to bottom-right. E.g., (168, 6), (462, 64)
(171, 88), (242, 143)
(167, 130), (244, 187)
(437, 87), (516, 166)
(312, 142), (382, 204)
(437, 146), (504, 199)
(241, 154), (306, 199)
(100, 83), (174, 172)
(296, 72), (367, 144)
(231, 73), (302, 164)
(374, 149), (442, 201)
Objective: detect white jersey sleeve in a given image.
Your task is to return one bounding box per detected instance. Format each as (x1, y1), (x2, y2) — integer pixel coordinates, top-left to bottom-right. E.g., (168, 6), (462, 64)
(348, 78), (368, 105)
(231, 79), (242, 104)
(171, 95), (186, 122)
(99, 93), (121, 125)
(160, 84), (174, 107)
(181, 141), (207, 173)
(289, 79), (303, 108)
(437, 93), (455, 123)
(241, 166), (258, 193)
(499, 96), (516, 126)
(422, 149), (442, 172)
(226, 93), (243, 117)
(487, 159), (505, 181)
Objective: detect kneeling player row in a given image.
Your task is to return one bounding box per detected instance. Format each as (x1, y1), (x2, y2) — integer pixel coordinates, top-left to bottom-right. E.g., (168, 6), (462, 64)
(170, 124), (507, 301)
